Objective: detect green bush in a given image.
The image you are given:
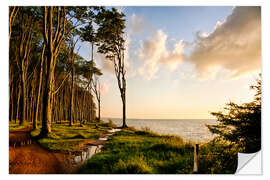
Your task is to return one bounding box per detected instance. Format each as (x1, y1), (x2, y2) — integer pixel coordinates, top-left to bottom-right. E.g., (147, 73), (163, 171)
(198, 139), (238, 174)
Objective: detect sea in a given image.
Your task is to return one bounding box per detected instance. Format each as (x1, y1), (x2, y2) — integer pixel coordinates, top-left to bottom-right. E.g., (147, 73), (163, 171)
(103, 118), (218, 143)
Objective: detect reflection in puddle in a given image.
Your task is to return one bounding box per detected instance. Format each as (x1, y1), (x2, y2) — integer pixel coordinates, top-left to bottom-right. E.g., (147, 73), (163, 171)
(71, 128), (121, 165)
(73, 145), (103, 164)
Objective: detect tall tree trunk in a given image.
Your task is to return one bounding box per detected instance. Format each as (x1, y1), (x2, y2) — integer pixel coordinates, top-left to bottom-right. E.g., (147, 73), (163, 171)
(34, 45), (45, 129)
(41, 54), (54, 136)
(9, 82), (14, 121)
(15, 86), (21, 124)
(98, 100), (101, 122)
(41, 6), (66, 136)
(9, 68), (13, 122)
(113, 55), (127, 128)
(121, 92), (127, 128)
(30, 86), (35, 124)
(18, 21), (33, 125)
(69, 61), (74, 126)
(19, 71), (27, 125)
(9, 7), (19, 42)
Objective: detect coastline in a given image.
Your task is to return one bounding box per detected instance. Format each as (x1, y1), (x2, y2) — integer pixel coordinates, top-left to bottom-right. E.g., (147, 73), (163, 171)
(103, 118), (218, 143)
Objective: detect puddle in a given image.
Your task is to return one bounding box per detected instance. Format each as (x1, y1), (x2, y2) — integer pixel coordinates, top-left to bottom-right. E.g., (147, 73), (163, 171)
(99, 137), (108, 141)
(108, 128), (121, 133)
(70, 128), (121, 166)
(72, 145), (103, 164)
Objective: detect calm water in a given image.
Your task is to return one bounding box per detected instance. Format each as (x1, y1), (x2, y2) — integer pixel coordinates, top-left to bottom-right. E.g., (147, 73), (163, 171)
(103, 118), (218, 142)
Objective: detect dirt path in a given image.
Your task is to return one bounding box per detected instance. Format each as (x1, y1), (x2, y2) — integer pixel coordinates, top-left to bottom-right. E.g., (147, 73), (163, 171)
(9, 128), (77, 174)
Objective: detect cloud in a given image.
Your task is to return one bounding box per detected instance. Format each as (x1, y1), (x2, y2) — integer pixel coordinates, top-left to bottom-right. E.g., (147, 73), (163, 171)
(189, 7), (261, 79)
(128, 13), (147, 34)
(138, 30), (186, 80)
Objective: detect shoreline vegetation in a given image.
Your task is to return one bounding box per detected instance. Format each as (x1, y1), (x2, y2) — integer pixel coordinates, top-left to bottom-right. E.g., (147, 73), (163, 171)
(78, 126), (238, 174)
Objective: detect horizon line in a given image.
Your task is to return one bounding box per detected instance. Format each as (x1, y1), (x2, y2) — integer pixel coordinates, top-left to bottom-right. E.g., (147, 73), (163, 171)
(102, 117), (217, 120)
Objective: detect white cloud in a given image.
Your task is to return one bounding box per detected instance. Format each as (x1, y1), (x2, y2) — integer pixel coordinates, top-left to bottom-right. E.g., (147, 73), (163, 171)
(98, 7), (261, 82)
(189, 7), (261, 79)
(138, 30), (186, 80)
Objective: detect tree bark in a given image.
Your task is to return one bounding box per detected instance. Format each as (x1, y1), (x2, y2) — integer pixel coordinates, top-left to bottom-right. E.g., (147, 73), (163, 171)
(97, 92), (100, 122)
(40, 6), (66, 136)
(34, 44), (45, 129)
(15, 85), (21, 124)
(121, 92), (127, 128)
(19, 70), (27, 125)
(40, 54), (54, 136)
(9, 68), (13, 122)
(9, 7), (19, 42)
(69, 57), (75, 126)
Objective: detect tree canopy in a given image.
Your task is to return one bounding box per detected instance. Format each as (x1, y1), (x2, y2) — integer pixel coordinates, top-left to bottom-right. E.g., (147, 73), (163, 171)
(207, 74), (261, 153)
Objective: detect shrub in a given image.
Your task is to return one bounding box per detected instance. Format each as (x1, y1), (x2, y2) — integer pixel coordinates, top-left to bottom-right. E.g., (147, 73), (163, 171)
(207, 75), (261, 153)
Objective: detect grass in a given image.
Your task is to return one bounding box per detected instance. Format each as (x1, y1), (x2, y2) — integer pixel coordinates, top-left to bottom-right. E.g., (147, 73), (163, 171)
(30, 121), (115, 152)
(78, 127), (238, 174)
(9, 120), (31, 132)
(78, 127), (195, 174)
(10, 120), (238, 173)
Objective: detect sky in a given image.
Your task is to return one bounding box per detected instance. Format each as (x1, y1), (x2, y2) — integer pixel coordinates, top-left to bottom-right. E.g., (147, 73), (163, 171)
(78, 6), (261, 119)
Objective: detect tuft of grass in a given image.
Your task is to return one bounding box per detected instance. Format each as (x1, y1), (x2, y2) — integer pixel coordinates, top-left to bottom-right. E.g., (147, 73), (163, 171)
(113, 157), (153, 174)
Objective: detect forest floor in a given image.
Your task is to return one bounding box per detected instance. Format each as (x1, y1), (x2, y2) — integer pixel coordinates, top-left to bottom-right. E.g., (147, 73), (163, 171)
(9, 127), (79, 174)
(9, 121), (115, 174)
(30, 122), (115, 152)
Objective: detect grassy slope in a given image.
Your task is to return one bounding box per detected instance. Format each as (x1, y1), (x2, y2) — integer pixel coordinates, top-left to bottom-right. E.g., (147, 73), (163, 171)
(78, 127), (238, 174)
(31, 122), (115, 152)
(78, 127), (195, 174)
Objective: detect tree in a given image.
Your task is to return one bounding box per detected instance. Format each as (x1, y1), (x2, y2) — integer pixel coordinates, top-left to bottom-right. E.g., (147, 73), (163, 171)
(68, 38), (80, 126)
(207, 74), (261, 153)
(76, 59), (102, 123)
(9, 6), (19, 42)
(33, 44), (45, 129)
(40, 6), (67, 136)
(9, 7), (44, 127)
(91, 75), (101, 122)
(80, 7), (104, 123)
(15, 7), (36, 125)
(9, 6), (100, 132)
(96, 8), (128, 128)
